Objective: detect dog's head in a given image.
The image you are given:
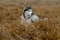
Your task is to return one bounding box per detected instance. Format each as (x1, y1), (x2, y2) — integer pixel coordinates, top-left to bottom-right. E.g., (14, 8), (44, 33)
(23, 5), (33, 19)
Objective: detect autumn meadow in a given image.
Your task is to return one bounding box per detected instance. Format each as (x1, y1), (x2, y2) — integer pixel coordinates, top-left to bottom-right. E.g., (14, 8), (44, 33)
(0, 0), (60, 40)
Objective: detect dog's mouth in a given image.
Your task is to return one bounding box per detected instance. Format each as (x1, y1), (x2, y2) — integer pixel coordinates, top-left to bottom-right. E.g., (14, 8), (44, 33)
(27, 15), (31, 18)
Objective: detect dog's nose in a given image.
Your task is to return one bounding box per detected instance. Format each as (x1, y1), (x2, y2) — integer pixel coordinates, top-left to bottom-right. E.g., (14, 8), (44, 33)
(31, 13), (33, 15)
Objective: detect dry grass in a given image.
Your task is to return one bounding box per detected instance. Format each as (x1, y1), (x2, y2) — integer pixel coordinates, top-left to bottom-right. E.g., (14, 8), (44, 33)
(0, 1), (60, 40)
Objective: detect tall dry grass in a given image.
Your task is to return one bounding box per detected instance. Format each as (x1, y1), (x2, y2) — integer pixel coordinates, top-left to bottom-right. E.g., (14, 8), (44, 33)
(0, 2), (60, 40)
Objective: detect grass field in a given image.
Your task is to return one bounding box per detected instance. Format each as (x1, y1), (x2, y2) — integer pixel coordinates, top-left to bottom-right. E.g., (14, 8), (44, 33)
(0, 0), (60, 40)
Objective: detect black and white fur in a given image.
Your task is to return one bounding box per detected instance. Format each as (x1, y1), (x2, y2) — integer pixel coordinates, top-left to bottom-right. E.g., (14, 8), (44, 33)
(21, 6), (39, 24)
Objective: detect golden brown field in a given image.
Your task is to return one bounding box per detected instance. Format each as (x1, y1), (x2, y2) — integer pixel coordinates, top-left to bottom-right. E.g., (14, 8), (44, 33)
(0, 0), (60, 40)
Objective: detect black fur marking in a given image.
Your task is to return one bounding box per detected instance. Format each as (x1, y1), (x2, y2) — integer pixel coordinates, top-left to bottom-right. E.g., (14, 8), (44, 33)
(23, 12), (26, 18)
(23, 6), (31, 18)
(24, 6), (31, 12)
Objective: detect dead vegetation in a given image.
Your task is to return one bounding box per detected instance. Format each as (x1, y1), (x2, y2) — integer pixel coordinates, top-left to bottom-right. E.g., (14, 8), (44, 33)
(0, 0), (60, 40)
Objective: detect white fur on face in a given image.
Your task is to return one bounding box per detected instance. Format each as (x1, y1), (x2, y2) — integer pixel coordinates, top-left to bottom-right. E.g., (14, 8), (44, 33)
(24, 9), (33, 19)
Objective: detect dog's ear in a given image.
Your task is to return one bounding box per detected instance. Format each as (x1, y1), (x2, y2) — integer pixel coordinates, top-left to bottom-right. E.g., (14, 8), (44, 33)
(26, 5), (30, 8)
(26, 5), (31, 9)
(23, 5), (31, 12)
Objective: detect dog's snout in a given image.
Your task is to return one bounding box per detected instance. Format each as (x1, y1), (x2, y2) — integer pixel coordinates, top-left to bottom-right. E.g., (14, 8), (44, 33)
(31, 13), (33, 15)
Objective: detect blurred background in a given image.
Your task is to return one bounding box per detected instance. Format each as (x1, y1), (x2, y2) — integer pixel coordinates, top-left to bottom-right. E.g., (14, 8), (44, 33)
(0, 0), (60, 6)
(0, 0), (60, 40)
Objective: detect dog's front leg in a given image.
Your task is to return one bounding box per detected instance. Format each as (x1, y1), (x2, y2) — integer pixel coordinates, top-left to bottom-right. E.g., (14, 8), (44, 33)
(26, 19), (31, 24)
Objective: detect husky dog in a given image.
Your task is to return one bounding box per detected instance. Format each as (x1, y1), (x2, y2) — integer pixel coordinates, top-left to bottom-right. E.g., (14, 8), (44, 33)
(21, 6), (39, 24)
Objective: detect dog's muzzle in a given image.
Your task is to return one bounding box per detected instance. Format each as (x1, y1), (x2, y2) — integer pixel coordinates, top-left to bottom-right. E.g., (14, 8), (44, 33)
(23, 13), (34, 19)
(27, 13), (33, 19)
